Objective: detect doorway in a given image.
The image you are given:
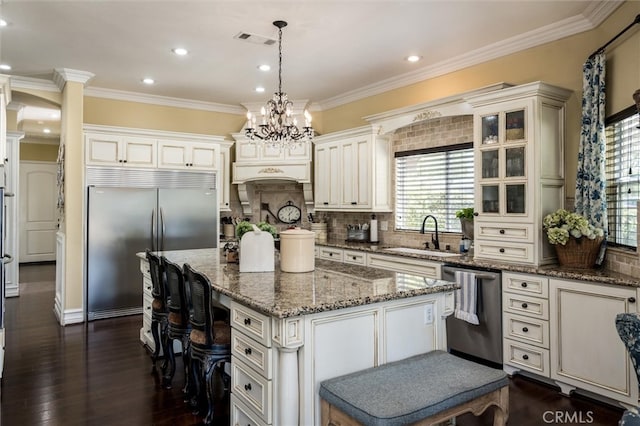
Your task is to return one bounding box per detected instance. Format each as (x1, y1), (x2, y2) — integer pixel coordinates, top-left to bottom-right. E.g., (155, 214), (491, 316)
(19, 161), (58, 263)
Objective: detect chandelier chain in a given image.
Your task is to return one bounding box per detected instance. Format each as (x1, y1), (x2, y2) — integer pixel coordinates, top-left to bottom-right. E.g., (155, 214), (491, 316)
(244, 20), (314, 148)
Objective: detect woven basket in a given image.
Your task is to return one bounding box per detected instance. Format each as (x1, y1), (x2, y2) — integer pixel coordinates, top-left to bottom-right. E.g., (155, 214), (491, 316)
(554, 236), (604, 268)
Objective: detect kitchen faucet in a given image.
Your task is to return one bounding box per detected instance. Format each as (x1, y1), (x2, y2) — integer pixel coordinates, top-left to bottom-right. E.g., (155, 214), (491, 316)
(420, 215), (440, 250)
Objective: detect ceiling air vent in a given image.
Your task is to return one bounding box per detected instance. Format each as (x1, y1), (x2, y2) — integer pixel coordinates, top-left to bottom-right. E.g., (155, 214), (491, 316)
(234, 31), (277, 46)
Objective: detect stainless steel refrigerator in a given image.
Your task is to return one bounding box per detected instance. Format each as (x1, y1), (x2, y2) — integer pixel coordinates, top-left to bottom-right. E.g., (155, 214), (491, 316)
(86, 170), (218, 321)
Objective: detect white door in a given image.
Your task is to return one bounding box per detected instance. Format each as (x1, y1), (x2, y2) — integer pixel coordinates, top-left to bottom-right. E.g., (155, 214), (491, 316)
(19, 161), (58, 263)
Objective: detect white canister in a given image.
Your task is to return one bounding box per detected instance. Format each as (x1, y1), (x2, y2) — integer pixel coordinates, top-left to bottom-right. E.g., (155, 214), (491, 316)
(279, 228), (315, 273)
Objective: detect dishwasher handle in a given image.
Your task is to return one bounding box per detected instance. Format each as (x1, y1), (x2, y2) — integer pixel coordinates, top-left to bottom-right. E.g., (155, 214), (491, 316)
(442, 266), (499, 281)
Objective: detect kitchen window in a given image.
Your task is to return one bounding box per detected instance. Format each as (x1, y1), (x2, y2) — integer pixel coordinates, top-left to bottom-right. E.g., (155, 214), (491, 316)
(605, 106), (640, 249)
(395, 143), (474, 232)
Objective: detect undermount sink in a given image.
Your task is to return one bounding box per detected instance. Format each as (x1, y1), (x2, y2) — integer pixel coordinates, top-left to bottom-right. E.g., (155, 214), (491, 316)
(383, 247), (461, 258)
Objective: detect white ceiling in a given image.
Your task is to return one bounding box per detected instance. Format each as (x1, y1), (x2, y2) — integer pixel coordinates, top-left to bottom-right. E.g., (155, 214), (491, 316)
(0, 0), (622, 137)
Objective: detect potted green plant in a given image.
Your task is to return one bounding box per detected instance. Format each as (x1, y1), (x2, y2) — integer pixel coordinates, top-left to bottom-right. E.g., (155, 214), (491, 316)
(455, 207), (475, 240)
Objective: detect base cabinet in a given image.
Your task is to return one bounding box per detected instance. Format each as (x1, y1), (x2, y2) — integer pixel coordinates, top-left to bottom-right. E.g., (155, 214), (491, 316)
(549, 278), (639, 406)
(230, 292), (453, 426)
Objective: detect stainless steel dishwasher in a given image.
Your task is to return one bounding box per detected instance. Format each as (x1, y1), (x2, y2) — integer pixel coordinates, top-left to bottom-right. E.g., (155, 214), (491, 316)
(442, 264), (502, 367)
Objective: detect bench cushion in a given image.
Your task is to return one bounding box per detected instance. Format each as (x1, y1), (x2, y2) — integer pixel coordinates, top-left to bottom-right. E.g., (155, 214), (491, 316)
(319, 350), (508, 426)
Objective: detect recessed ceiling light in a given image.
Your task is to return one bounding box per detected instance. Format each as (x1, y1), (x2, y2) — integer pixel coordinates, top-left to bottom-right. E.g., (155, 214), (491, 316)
(406, 55), (422, 63)
(255, 86), (265, 93)
(258, 64), (271, 72)
(0, 19), (7, 27)
(142, 77), (155, 85)
(0, 64), (11, 71)
(43, 128), (51, 134)
(172, 47), (188, 56)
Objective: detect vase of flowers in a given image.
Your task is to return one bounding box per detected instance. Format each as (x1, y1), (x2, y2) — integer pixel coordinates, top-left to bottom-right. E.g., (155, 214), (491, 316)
(543, 209), (605, 268)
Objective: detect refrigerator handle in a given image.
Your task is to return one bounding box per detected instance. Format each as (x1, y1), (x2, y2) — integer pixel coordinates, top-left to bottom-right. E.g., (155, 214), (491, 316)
(151, 208), (156, 251)
(160, 207), (165, 251)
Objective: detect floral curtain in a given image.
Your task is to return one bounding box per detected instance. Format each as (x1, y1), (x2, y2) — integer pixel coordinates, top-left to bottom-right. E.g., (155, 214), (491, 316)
(575, 52), (607, 232)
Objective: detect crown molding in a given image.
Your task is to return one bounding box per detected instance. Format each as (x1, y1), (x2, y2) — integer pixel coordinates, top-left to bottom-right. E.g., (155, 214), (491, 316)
(84, 86), (246, 115)
(11, 75), (60, 92)
(316, 1), (622, 110)
(53, 68), (95, 90)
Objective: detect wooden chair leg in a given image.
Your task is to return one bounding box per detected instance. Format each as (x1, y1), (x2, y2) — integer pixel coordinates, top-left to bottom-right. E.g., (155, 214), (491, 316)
(492, 386), (509, 426)
(162, 337), (176, 389)
(150, 318), (161, 372)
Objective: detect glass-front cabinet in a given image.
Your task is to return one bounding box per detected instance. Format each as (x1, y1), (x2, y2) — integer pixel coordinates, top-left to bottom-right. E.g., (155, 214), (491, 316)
(468, 82), (572, 266)
(477, 107), (528, 218)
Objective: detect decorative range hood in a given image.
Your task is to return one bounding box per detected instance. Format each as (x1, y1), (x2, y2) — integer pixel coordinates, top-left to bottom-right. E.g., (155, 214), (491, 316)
(231, 132), (313, 215)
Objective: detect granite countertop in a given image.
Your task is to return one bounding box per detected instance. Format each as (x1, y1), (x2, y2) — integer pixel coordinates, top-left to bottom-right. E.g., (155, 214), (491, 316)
(148, 248), (458, 318)
(317, 240), (640, 288)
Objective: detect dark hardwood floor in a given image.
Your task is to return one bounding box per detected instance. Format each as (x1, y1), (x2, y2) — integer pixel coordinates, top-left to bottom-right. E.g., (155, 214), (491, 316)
(0, 263), (625, 425)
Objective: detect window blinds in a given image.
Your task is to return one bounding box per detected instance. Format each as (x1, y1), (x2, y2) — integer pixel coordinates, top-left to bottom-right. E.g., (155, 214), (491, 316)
(395, 143), (474, 232)
(605, 109), (640, 248)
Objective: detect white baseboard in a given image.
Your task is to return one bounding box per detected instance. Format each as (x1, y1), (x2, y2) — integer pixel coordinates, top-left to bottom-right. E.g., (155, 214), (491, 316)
(55, 308), (84, 326)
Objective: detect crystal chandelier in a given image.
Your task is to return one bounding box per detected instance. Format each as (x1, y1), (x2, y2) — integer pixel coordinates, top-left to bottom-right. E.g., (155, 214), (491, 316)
(245, 20), (313, 148)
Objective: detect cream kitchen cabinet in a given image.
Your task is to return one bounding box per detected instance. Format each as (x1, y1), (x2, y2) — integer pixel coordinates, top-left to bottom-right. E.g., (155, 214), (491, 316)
(466, 82), (572, 266)
(85, 132), (157, 168)
(549, 278), (639, 406)
(314, 126), (391, 212)
(502, 272), (550, 378)
(158, 140), (218, 170)
(218, 142), (233, 211)
(230, 293), (453, 426)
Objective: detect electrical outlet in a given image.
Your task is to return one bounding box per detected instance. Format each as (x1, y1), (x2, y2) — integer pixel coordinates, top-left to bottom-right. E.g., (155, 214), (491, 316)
(424, 304), (433, 324)
(380, 221), (388, 231)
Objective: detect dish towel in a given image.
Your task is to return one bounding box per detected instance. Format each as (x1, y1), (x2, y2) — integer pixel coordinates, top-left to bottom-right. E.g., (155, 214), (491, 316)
(454, 271), (480, 325)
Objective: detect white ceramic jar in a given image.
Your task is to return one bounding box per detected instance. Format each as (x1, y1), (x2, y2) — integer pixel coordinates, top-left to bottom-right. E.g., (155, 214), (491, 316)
(279, 228), (315, 272)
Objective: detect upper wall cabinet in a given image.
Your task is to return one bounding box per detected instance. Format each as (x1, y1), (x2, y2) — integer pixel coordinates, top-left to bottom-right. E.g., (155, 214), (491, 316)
(86, 133), (157, 168)
(314, 126), (391, 212)
(466, 82), (572, 266)
(84, 124), (233, 211)
(158, 140), (218, 170)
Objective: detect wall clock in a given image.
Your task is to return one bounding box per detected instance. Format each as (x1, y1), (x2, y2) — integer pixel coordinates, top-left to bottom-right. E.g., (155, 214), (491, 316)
(277, 200), (301, 224)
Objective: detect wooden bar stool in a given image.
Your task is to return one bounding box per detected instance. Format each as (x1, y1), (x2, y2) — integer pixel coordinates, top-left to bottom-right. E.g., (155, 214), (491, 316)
(146, 250), (169, 374)
(184, 262), (232, 426)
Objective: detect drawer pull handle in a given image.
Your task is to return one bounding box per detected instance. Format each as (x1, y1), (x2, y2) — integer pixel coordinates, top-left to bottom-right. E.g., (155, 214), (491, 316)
(244, 318), (251, 326)
(499, 229), (505, 234)
(351, 201), (357, 205)
(244, 347), (252, 355)
(352, 256), (357, 260)
(244, 383), (252, 391)
(499, 248), (505, 253)
(329, 253), (333, 256)
(146, 286), (151, 290)
(522, 354), (529, 360)
(323, 202), (329, 205)
(521, 303), (528, 309)
(629, 297), (636, 303)
(522, 327), (529, 333)
(521, 282), (528, 288)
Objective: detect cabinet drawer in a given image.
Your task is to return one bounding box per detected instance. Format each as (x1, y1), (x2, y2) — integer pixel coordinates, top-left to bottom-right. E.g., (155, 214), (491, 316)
(231, 357), (273, 424)
(474, 241), (533, 264)
(143, 276), (153, 296)
(231, 302), (272, 347)
(231, 394), (268, 426)
(318, 247), (344, 262)
(503, 272), (548, 298)
(503, 338), (550, 377)
(143, 292), (153, 316)
(343, 249), (366, 265)
(503, 292), (549, 320)
(231, 330), (273, 379)
(476, 222), (534, 243)
(504, 313), (549, 348)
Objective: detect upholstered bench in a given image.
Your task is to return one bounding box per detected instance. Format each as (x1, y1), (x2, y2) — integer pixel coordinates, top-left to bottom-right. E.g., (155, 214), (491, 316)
(319, 350), (509, 426)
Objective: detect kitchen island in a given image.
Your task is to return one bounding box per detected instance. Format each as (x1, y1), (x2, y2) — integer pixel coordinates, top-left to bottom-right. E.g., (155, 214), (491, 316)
(139, 248), (458, 426)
